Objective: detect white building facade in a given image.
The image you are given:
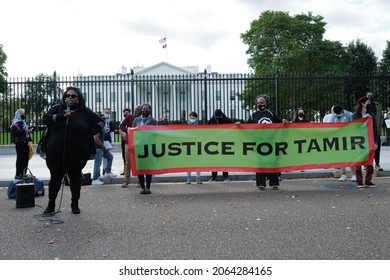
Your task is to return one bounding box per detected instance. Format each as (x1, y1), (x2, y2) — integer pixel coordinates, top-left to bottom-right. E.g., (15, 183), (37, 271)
(74, 61), (250, 123)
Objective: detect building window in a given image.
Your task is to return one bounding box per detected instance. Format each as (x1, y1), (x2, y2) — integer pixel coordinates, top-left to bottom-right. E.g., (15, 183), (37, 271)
(124, 92), (130, 102)
(216, 90), (221, 101)
(111, 92), (116, 103)
(146, 92), (152, 104)
(230, 90), (235, 101)
(96, 92), (102, 103)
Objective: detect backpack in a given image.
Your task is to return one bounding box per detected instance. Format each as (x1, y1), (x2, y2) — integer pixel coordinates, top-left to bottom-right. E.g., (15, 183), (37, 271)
(7, 168), (45, 199)
(36, 127), (49, 159)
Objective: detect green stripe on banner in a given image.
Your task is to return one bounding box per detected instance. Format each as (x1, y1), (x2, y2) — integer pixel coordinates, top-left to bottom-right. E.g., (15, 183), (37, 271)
(128, 118), (374, 175)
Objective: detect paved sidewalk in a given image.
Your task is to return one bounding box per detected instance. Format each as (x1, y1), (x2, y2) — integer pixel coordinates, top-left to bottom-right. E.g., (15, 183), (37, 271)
(1, 177), (390, 260)
(1, 143), (390, 187)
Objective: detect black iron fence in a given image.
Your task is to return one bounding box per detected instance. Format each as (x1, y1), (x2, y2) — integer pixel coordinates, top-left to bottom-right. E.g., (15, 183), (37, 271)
(1, 72), (389, 144)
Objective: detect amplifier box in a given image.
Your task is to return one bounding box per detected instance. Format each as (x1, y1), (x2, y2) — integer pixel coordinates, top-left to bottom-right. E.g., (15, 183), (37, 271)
(15, 183), (35, 208)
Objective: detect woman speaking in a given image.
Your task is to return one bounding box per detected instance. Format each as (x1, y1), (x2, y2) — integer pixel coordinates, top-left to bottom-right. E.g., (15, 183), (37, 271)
(42, 86), (102, 214)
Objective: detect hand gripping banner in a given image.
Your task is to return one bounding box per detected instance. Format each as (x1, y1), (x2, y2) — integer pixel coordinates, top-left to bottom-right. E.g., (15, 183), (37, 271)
(128, 118), (374, 175)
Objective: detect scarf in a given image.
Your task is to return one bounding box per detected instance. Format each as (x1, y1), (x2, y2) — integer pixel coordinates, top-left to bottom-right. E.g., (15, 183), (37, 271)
(10, 110), (27, 130)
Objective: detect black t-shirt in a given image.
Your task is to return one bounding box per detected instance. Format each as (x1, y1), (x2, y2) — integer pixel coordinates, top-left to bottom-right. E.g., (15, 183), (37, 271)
(103, 121), (114, 142)
(247, 109), (282, 124)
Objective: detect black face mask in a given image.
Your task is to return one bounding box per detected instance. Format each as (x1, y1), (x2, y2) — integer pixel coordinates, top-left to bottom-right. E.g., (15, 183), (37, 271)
(257, 105), (266, 111)
(297, 113), (305, 118)
(142, 111), (150, 118)
(21, 115), (26, 120)
(365, 104), (371, 111)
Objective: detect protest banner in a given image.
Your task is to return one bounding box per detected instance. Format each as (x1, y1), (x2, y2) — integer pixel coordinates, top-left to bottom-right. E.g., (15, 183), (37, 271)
(128, 118), (374, 175)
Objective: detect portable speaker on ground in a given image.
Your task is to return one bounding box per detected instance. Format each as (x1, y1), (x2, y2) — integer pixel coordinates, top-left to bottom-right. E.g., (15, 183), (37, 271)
(15, 183), (35, 208)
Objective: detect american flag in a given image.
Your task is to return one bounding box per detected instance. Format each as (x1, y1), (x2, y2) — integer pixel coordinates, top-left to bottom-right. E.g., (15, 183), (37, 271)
(159, 37), (166, 44)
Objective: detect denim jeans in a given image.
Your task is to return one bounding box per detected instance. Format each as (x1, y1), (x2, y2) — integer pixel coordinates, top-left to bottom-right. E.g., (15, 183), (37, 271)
(187, 172), (201, 182)
(93, 148), (113, 180)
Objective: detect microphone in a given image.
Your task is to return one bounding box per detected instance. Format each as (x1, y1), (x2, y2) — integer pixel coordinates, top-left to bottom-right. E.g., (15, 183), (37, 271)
(66, 103), (71, 117)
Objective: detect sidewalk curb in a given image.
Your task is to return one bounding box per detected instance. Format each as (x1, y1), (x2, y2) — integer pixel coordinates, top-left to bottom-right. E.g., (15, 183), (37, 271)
(2, 170), (389, 188)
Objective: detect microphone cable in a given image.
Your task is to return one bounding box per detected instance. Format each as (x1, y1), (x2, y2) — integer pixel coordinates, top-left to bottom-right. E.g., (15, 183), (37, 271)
(34, 204), (64, 224)
(55, 104), (71, 215)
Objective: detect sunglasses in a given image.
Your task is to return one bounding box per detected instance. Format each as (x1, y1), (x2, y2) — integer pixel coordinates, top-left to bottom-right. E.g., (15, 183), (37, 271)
(65, 94), (78, 99)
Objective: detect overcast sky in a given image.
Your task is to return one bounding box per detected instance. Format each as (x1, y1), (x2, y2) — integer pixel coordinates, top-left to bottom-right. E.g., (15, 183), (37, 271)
(1, 0), (389, 77)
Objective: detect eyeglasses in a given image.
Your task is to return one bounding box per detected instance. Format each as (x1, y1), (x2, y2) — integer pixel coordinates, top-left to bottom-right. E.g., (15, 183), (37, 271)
(65, 94), (78, 99)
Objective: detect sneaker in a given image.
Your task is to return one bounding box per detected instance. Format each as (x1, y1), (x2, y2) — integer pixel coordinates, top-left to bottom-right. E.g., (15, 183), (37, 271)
(350, 175), (356, 182)
(196, 181), (203, 184)
(364, 182), (377, 188)
(356, 183), (365, 188)
(257, 186), (265, 190)
(375, 165), (383, 171)
(208, 178), (216, 182)
(100, 172), (116, 179)
(271, 186), (279, 190)
(186, 180), (191, 184)
(339, 174), (347, 181)
(92, 179), (104, 185)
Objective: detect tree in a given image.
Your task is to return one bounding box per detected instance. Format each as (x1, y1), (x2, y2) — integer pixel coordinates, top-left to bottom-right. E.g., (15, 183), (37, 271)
(377, 40), (390, 111)
(343, 39), (378, 108)
(0, 44), (8, 95)
(0, 44), (8, 131)
(378, 40), (390, 74)
(240, 11), (348, 75)
(23, 72), (63, 127)
(0, 44), (7, 81)
(239, 11), (349, 118)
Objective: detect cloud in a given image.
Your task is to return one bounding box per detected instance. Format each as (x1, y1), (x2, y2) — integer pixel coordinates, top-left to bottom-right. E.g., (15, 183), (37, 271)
(1, 0), (389, 77)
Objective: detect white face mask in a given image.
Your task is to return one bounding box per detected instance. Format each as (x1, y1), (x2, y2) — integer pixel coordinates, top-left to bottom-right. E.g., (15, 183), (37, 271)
(189, 118), (197, 124)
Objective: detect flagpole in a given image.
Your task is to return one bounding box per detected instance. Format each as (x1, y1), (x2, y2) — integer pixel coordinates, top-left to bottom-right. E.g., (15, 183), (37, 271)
(159, 36), (168, 62)
(165, 44), (168, 62)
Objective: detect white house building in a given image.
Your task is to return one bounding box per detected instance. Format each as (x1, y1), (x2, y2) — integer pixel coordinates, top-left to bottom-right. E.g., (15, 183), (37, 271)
(74, 61), (249, 123)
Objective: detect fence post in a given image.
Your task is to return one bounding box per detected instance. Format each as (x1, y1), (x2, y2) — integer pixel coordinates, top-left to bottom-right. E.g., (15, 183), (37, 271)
(130, 68), (135, 113)
(275, 67), (279, 116)
(53, 71), (57, 101)
(203, 68), (208, 122)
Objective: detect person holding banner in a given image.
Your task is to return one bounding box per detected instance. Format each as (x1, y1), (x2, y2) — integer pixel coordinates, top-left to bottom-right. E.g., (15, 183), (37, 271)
(132, 103), (158, 194)
(119, 106), (137, 187)
(351, 96), (378, 188)
(207, 109), (232, 182)
(322, 106), (335, 122)
(291, 107), (309, 123)
(186, 111), (202, 184)
(119, 108), (131, 174)
(327, 105), (356, 182)
(247, 95), (288, 190)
